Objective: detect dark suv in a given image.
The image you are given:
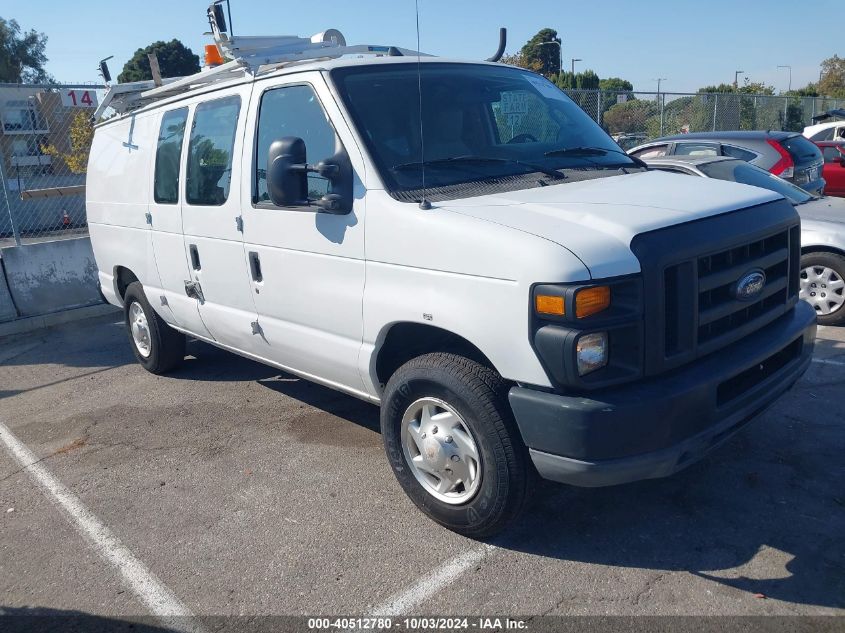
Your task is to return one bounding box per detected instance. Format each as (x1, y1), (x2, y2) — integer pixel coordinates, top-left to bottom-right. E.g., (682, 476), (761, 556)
(629, 131), (826, 195)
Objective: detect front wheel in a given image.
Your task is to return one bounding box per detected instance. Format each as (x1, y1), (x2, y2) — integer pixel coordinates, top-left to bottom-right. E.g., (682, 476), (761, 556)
(800, 252), (845, 326)
(381, 353), (532, 537)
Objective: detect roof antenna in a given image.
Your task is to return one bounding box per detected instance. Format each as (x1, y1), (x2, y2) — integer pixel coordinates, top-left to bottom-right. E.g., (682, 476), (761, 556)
(415, 0), (431, 210)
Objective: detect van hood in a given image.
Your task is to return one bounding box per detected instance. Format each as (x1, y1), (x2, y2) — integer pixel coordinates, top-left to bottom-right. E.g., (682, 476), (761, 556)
(440, 170), (782, 278)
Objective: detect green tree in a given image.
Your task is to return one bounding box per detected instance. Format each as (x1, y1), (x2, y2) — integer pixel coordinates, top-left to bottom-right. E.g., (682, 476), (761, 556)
(603, 100), (658, 134)
(787, 84), (819, 98)
(118, 39), (200, 83)
(499, 51), (539, 73)
(520, 28), (561, 78)
(598, 77), (635, 115)
(818, 54), (845, 98)
(555, 69), (600, 91)
(42, 111), (93, 174)
(0, 16), (50, 83)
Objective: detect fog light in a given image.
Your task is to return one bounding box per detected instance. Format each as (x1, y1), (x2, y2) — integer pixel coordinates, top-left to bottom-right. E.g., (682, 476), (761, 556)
(576, 332), (608, 376)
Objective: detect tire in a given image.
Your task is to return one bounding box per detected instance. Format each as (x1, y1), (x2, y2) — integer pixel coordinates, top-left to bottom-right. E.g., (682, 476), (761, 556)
(381, 352), (532, 538)
(123, 281), (186, 374)
(800, 252), (845, 326)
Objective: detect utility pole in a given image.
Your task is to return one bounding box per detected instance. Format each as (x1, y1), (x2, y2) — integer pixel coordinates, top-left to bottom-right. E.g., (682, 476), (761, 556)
(777, 65), (792, 92)
(734, 70), (744, 89)
(571, 57), (582, 76)
(654, 77), (667, 95)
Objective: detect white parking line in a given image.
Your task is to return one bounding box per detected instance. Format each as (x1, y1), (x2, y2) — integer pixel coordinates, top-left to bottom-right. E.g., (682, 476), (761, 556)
(371, 544), (496, 616)
(0, 422), (208, 633)
(812, 358), (845, 367)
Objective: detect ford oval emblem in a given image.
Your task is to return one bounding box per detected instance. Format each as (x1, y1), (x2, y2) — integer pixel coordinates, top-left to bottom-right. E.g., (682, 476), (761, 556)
(734, 269), (766, 301)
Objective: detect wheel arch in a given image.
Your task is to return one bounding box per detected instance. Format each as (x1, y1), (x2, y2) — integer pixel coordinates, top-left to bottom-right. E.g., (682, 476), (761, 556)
(113, 266), (140, 305)
(373, 322), (499, 388)
(801, 245), (845, 258)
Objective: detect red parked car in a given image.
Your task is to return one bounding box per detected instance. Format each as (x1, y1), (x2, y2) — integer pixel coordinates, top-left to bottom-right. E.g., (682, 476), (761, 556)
(815, 141), (845, 197)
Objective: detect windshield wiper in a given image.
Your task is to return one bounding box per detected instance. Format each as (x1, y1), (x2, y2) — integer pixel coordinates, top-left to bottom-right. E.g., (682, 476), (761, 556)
(392, 156), (566, 180)
(545, 146), (648, 169)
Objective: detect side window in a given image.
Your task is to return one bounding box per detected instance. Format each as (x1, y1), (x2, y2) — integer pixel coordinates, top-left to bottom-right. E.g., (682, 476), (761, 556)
(811, 128), (835, 141)
(722, 145), (756, 162)
(674, 143), (719, 157)
(254, 84), (338, 204)
(632, 145), (668, 159)
(153, 108), (189, 204)
(491, 90), (560, 144)
(822, 146), (842, 162)
(186, 96), (240, 206)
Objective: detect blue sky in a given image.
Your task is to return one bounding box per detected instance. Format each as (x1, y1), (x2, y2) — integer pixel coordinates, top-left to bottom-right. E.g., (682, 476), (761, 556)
(8, 0), (840, 93)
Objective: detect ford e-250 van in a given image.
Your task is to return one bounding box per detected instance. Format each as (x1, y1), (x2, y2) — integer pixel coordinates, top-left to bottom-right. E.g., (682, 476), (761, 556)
(87, 26), (816, 536)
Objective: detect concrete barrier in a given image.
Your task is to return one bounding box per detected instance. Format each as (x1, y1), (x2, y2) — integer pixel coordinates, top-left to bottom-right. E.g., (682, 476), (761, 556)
(0, 236), (102, 320)
(0, 260), (18, 322)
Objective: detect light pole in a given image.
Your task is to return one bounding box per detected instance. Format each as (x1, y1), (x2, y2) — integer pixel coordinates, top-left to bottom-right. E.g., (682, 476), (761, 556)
(571, 57), (582, 76)
(734, 70), (744, 89)
(539, 40), (563, 79)
(653, 78), (667, 136)
(777, 65), (792, 93)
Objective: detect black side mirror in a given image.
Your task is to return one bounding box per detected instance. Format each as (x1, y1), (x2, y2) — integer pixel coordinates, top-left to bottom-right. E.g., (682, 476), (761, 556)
(267, 136), (353, 214)
(267, 137), (308, 207)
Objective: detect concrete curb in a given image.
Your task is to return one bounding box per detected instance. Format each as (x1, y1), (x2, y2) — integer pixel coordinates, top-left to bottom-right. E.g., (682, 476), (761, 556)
(0, 303), (120, 339)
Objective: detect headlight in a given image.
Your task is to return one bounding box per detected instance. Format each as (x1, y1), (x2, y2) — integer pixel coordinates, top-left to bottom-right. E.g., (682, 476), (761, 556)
(576, 332), (608, 376)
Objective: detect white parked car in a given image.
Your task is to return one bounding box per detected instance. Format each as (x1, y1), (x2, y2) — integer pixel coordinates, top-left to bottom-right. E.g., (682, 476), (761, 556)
(803, 108), (845, 142)
(86, 21), (817, 536)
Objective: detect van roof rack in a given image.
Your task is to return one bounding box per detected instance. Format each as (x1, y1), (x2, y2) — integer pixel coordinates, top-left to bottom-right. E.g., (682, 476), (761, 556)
(93, 0), (423, 121)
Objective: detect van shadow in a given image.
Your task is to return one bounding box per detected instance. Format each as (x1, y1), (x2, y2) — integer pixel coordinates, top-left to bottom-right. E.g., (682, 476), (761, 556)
(174, 339), (380, 433)
(0, 606), (179, 633)
(174, 339), (844, 610)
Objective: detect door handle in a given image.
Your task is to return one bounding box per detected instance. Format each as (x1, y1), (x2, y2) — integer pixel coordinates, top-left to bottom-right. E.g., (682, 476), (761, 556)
(189, 244), (201, 271)
(249, 251), (263, 282)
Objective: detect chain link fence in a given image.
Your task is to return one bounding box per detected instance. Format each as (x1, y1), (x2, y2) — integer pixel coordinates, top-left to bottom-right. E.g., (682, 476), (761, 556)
(564, 89), (845, 148)
(0, 83), (105, 247)
(1, 83), (843, 248)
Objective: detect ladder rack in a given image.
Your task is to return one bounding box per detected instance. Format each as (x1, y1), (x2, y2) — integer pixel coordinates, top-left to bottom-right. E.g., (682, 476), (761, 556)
(93, 1), (424, 121)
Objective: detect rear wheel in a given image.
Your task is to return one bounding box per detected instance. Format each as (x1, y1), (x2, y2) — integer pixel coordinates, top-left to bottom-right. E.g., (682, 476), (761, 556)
(124, 282), (186, 374)
(800, 252), (845, 326)
(381, 353), (532, 537)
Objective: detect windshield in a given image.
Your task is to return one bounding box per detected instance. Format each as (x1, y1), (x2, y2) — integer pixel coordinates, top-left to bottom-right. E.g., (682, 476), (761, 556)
(698, 159), (814, 205)
(331, 63), (638, 201)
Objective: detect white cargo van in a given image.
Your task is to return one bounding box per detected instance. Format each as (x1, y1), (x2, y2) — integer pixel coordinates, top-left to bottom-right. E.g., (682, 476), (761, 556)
(87, 14), (816, 536)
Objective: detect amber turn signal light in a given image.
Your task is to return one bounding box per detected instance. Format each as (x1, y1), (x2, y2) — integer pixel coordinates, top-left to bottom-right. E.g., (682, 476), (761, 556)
(535, 294), (565, 316)
(576, 286), (611, 318)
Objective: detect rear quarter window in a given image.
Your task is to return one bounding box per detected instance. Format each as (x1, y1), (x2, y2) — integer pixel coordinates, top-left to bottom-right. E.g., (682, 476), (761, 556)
(153, 107), (189, 204)
(722, 145), (757, 161)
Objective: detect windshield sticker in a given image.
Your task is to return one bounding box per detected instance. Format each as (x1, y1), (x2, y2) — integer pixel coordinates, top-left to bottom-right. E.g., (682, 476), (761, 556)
(525, 75), (566, 101)
(524, 75), (566, 101)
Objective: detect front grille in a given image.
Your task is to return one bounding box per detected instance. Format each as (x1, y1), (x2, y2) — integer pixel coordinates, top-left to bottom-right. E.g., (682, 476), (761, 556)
(630, 201), (800, 377)
(664, 225), (800, 359)
(696, 229), (792, 350)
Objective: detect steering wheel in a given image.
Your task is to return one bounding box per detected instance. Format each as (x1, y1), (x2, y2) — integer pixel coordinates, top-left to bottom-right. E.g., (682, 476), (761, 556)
(507, 133), (538, 144)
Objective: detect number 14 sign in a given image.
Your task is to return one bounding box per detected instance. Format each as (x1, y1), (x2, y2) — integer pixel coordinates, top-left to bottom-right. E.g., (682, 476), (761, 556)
(61, 89), (98, 109)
